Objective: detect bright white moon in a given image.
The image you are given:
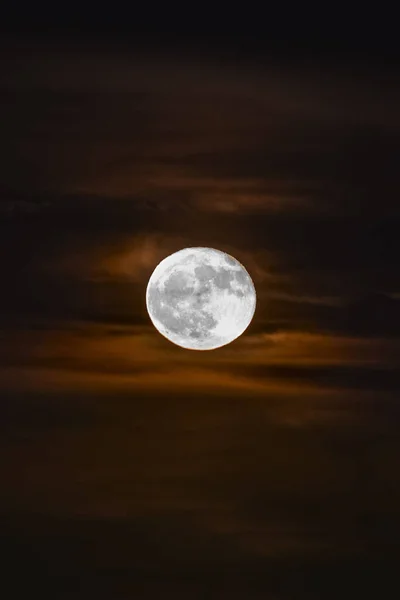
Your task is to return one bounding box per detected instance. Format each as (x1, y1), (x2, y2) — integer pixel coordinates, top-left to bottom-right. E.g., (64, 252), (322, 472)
(146, 247), (256, 350)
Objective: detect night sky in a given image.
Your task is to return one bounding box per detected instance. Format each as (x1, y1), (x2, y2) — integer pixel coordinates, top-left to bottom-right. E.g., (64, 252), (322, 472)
(1, 10), (400, 599)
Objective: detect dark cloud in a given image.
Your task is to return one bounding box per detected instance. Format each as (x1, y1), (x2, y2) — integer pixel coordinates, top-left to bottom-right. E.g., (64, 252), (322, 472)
(1, 41), (400, 598)
(2, 512), (399, 599)
(256, 292), (400, 338)
(2, 386), (400, 597)
(218, 363), (400, 392)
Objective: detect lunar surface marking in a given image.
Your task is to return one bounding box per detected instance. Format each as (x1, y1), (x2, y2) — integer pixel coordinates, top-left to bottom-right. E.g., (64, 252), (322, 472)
(146, 247), (256, 350)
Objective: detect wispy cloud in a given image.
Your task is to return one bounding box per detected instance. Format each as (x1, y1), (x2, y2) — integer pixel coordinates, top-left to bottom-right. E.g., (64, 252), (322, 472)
(1, 46), (400, 585)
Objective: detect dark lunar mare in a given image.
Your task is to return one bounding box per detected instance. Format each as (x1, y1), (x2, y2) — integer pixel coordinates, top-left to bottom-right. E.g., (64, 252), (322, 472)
(148, 267), (218, 338)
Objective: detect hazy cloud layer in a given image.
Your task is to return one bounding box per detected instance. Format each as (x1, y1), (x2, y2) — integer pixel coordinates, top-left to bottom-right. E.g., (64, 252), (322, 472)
(1, 43), (400, 597)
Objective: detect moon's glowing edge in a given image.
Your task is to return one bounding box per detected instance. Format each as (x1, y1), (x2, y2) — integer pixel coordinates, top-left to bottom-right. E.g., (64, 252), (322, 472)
(145, 247), (256, 351)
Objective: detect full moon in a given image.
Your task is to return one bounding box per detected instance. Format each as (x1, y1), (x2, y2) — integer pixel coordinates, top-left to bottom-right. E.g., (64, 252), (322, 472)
(146, 247), (256, 350)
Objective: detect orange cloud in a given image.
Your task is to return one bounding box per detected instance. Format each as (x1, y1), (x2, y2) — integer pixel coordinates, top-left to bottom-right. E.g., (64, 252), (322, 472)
(1, 322), (398, 397)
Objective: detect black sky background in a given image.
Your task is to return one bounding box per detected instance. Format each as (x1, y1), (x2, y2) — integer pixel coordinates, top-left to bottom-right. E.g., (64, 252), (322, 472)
(1, 7), (400, 600)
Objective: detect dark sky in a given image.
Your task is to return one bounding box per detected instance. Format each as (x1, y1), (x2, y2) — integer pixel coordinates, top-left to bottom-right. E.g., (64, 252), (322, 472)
(1, 13), (400, 599)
